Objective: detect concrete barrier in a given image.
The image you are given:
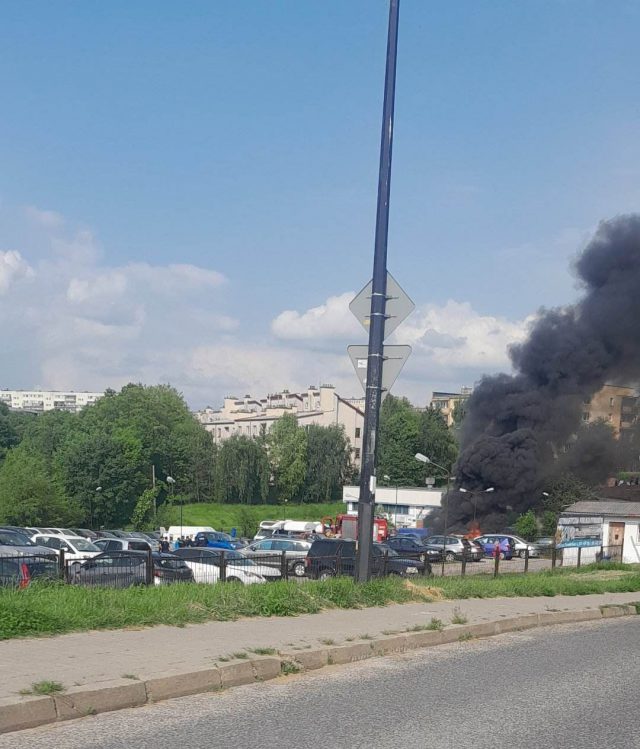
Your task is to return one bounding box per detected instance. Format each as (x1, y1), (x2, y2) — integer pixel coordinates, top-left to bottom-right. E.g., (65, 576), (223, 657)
(279, 648), (328, 670)
(218, 660), (256, 689)
(327, 642), (374, 665)
(251, 656), (282, 682)
(145, 668), (221, 702)
(53, 679), (147, 721)
(0, 696), (56, 734)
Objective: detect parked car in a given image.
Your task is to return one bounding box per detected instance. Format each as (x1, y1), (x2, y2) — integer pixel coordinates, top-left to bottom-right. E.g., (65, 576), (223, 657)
(423, 535), (484, 562)
(0, 553), (59, 587)
(193, 531), (246, 551)
(494, 534), (541, 558)
(94, 537), (153, 553)
(173, 548), (272, 584)
(70, 528), (99, 540)
(241, 538), (312, 577)
(535, 537), (556, 552)
(473, 535), (515, 560)
(122, 532), (160, 551)
(69, 551), (193, 587)
(0, 528), (56, 558)
(386, 535), (442, 563)
(31, 534), (102, 562)
(305, 538), (425, 581)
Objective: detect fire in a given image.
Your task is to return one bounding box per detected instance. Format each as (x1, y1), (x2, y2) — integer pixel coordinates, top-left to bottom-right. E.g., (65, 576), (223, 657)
(464, 522), (481, 540)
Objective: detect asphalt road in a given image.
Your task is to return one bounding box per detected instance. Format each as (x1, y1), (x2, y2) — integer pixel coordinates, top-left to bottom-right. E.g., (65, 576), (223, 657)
(4, 617), (640, 749)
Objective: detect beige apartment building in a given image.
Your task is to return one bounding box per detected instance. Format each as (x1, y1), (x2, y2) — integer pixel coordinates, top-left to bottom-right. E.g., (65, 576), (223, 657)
(429, 386), (473, 426)
(581, 384), (638, 436)
(195, 385), (365, 466)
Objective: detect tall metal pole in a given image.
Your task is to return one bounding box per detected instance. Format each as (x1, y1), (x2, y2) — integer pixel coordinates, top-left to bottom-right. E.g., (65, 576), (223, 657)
(355, 0), (400, 582)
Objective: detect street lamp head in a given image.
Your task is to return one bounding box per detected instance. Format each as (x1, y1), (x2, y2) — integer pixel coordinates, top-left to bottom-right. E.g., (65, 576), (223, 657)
(383, 474), (391, 481)
(459, 487), (468, 493)
(542, 491), (550, 497)
(166, 476), (176, 485)
(414, 453), (429, 464)
(485, 487), (495, 493)
(96, 486), (102, 492)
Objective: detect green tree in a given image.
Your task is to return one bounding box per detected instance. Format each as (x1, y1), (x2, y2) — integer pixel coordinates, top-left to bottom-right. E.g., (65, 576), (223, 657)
(0, 446), (80, 525)
(268, 413), (307, 503)
(377, 396), (422, 485)
(130, 487), (160, 531)
(514, 509), (538, 541)
(303, 424), (352, 502)
(214, 435), (270, 504)
(540, 474), (597, 532)
(417, 406), (458, 478)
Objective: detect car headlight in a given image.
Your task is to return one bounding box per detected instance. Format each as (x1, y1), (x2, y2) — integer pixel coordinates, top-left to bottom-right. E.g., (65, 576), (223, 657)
(406, 566), (418, 574)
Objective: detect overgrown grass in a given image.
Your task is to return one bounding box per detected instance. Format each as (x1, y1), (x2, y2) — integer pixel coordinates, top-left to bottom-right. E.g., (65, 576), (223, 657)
(20, 680), (65, 696)
(164, 502), (344, 534)
(1, 564), (638, 641)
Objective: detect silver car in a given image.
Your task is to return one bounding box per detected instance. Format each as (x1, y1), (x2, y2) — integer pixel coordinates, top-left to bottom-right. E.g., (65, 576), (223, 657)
(241, 538), (312, 577)
(424, 535), (484, 562)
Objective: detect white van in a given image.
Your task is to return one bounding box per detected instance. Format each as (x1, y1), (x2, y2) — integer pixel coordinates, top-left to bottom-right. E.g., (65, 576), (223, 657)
(253, 519), (322, 541)
(165, 525), (216, 538)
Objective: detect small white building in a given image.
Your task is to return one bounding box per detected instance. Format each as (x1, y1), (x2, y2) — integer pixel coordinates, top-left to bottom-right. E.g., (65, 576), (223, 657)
(0, 389), (103, 413)
(558, 500), (640, 565)
(342, 485), (442, 529)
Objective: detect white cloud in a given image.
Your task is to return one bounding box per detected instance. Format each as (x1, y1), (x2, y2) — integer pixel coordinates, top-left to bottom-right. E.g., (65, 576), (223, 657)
(271, 291), (360, 340)
(0, 250), (33, 293)
(24, 205), (65, 230)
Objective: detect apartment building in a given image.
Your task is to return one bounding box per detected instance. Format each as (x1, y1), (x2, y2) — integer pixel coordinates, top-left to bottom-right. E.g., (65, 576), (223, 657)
(581, 384), (638, 436)
(195, 385), (364, 466)
(429, 386), (473, 426)
(0, 389), (104, 413)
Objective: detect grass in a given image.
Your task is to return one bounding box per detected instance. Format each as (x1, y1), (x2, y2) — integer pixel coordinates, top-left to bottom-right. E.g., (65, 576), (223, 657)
(232, 651), (248, 659)
(458, 632), (474, 642)
(451, 608), (468, 625)
(121, 674), (139, 680)
(1, 563), (639, 642)
(319, 637), (336, 645)
(163, 502), (344, 534)
(407, 617), (444, 632)
(250, 647), (277, 656)
(281, 661), (301, 676)
(20, 680), (65, 696)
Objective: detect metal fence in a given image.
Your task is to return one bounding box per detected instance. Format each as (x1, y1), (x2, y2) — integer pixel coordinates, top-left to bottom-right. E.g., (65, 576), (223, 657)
(0, 544), (627, 589)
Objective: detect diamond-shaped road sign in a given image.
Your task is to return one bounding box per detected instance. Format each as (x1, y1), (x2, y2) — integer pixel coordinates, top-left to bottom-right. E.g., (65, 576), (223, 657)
(349, 272), (415, 340)
(347, 345), (412, 402)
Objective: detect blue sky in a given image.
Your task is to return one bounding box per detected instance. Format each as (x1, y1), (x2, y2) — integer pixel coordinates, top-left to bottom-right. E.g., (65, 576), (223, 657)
(1, 1), (639, 407)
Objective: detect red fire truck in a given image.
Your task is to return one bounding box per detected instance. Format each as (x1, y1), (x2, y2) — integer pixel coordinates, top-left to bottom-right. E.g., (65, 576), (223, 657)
(321, 513), (389, 542)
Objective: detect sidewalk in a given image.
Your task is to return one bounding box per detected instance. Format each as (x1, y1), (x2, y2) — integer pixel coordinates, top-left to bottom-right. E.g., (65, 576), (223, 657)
(1, 590), (638, 700)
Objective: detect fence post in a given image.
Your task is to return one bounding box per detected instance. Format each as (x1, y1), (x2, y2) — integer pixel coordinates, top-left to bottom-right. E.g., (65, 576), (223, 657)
(577, 546), (582, 569)
(551, 545), (557, 572)
(220, 550), (226, 583)
(493, 550), (500, 578)
(461, 551), (467, 577)
(280, 551), (288, 581)
(524, 547), (529, 574)
(145, 547), (153, 585)
(59, 548), (66, 581)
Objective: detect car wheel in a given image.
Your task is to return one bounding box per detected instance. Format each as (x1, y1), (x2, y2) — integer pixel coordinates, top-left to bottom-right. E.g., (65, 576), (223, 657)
(445, 551), (456, 562)
(499, 552), (506, 560)
(291, 561), (306, 577)
(318, 569), (334, 582)
(518, 549), (526, 558)
(226, 576), (242, 584)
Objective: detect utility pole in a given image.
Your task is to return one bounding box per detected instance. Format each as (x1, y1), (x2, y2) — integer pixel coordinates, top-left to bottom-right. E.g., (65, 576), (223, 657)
(355, 0), (400, 583)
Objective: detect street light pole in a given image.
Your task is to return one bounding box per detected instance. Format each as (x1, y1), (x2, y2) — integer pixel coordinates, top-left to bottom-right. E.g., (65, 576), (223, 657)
(415, 454), (451, 573)
(356, 0), (401, 584)
(167, 476), (177, 534)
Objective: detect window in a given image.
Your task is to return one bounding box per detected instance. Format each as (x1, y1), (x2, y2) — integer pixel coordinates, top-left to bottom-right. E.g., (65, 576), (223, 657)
(582, 412), (590, 422)
(354, 448), (361, 459)
(355, 428), (361, 439)
(607, 414), (613, 422)
(610, 397), (615, 407)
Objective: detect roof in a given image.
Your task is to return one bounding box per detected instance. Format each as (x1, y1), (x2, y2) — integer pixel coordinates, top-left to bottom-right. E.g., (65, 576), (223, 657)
(562, 500), (640, 518)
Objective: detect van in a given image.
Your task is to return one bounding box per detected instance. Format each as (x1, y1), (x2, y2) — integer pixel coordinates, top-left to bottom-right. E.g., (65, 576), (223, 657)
(165, 526), (215, 539)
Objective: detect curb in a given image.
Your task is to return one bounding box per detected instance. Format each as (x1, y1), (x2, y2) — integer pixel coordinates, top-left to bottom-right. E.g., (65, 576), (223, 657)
(1, 603), (637, 734)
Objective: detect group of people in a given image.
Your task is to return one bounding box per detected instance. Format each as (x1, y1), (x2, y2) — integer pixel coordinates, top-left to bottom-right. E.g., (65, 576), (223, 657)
(159, 535), (207, 553)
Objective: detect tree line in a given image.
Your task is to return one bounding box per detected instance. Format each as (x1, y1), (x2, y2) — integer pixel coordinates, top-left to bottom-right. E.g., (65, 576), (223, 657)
(0, 386), (459, 530)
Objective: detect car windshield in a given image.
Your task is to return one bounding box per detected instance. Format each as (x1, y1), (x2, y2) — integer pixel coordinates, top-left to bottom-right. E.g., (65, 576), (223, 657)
(155, 558), (188, 569)
(70, 538), (100, 552)
(0, 530), (32, 546)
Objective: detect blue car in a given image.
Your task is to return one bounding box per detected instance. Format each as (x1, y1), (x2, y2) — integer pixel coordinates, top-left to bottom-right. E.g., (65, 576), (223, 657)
(474, 535), (514, 560)
(194, 531), (245, 551)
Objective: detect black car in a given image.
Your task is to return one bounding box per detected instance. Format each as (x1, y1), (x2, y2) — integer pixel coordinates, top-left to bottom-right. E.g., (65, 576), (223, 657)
(386, 535), (442, 563)
(305, 538), (427, 581)
(0, 554), (59, 587)
(69, 551), (193, 587)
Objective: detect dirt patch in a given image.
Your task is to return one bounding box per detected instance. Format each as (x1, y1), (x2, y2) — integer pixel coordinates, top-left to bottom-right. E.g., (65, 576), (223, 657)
(403, 580), (444, 601)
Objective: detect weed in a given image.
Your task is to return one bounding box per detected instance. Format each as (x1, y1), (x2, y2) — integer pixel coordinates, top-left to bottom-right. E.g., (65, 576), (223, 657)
(23, 680), (65, 696)
(359, 633), (373, 640)
(232, 651), (248, 659)
(458, 632), (474, 642)
(218, 656), (230, 662)
(407, 618), (443, 632)
(451, 608), (468, 625)
(281, 661), (301, 676)
(85, 707), (97, 716)
(382, 629), (399, 635)
(250, 647), (277, 656)
(121, 674), (139, 681)
(320, 638), (336, 645)
(345, 636), (355, 642)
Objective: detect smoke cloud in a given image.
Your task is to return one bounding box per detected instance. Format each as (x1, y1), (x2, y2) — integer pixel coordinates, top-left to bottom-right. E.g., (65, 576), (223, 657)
(445, 215), (640, 529)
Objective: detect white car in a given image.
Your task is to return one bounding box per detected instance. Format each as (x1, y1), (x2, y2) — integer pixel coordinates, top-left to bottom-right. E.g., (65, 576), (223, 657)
(172, 548), (275, 585)
(31, 534), (102, 562)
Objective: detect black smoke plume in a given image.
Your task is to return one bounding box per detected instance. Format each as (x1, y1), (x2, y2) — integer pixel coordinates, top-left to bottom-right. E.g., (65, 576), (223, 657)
(444, 215), (640, 530)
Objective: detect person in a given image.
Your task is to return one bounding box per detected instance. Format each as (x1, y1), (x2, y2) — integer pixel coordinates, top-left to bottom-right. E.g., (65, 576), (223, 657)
(160, 536), (170, 553)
